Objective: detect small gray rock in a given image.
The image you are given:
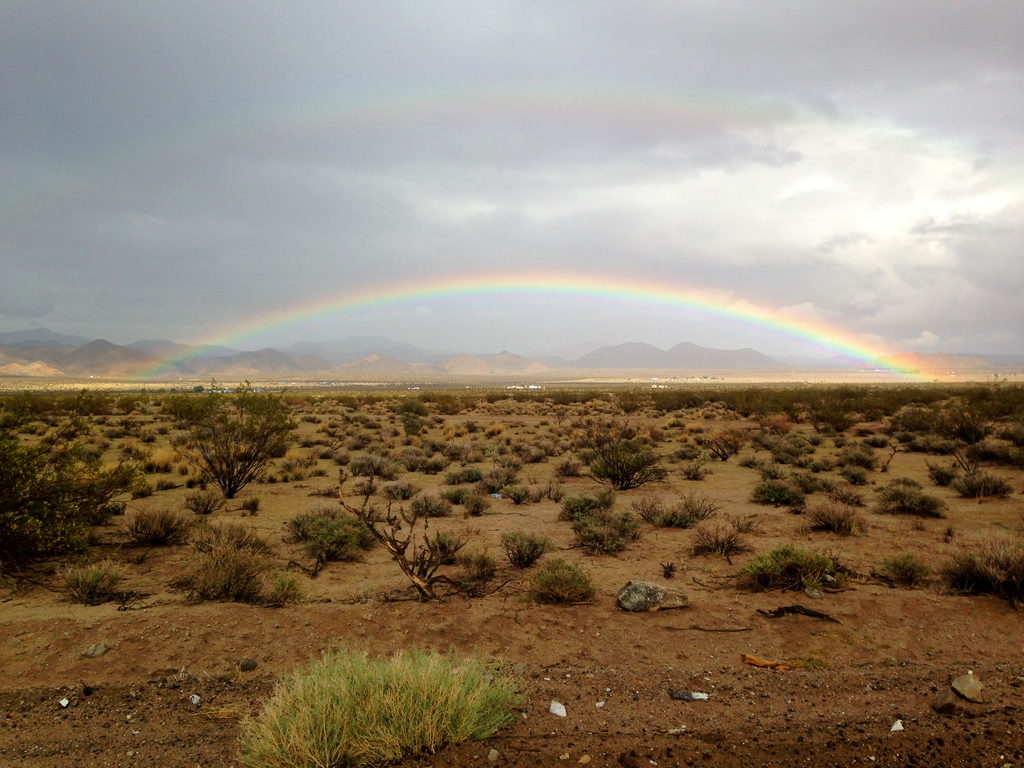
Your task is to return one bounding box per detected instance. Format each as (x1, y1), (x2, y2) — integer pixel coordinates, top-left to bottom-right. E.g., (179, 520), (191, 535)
(617, 581), (689, 612)
(82, 643), (109, 658)
(488, 748), (500, 762)
(238, 658), (258, 672)
(951, 672), (984, 703)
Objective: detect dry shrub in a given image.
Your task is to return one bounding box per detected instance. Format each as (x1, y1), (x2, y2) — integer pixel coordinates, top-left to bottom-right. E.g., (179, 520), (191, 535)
(807, 501), (862, 536)
(528, 558), (595, 604)
(238, 648), (519, 768)
(124, 508), (192, 546)
(286, 507), (374, 562)
(881, 554), (931, 588)
(62, 561), (124, 604)
(501, 530), (551, 569)
(944, 539), (1024, 605)
(690, 524), (748, 558)
(184, 488), (226, 515)
(739, 546), (848, 592)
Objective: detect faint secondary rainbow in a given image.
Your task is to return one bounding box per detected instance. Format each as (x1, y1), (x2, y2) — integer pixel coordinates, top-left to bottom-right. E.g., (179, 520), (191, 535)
(133, 272), (927, 380)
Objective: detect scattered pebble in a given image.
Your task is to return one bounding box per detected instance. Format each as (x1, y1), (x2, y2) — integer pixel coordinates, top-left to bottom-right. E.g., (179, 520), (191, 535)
(237, 658), (258, 672)
(549, 700), (566, 717)
(668, 691), (709, 701)
(952, 671), (984, 703)
(82, 643), (109, 658)
(487, 748), (500, 762)
(890, 719), (904, 732)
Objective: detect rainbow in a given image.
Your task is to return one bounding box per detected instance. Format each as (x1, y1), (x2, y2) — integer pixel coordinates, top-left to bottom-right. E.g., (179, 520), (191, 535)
(132, 271), (928, 380)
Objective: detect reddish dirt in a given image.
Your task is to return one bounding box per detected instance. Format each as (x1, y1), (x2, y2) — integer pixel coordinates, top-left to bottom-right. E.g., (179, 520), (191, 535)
(2, 398), (1023, 766)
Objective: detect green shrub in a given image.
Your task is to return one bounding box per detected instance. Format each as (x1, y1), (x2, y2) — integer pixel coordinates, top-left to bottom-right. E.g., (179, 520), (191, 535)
(348, 453), (401, 480)
(559, 489), (615, 521)
(238, 648), (520, 768)
(750, 480), (805, 509)
(529, 558), (596, 603)
(382, 480), (420, 501)
(925, 461), (958, 487)
(876, 481), (945, 517)
(286, 507), (375, 562)
(265, 572), (304, 606)
(501, 530), (551, 568)
(409, 494), (453, 518)
(62, 561), (124, 605)
(571, 508), (640, 554)
(503, 484), (530, 505)
(943, 539), (1024, 605)
(463, 493), (492, 516)
(739, 546), (847, 592)
(952, 470), (1013, 499)
(881, 554), (931, 587)
(426, 531), (465, 565)
(839, 466), (869, 485)
(457, 549), (498, 594)
(180, 540), (270, 603)
(124, 508), (193, 546)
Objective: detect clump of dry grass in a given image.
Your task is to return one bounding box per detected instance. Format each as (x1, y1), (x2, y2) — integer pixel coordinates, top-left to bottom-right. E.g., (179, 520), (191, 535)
(238, 649), (520, 767)
(807, 501), (862, 536)
(944, 539), (1024, 605)
(690, 524), (748, 558)
(123, 508), (193, 546)
(62, 561), (124, 604)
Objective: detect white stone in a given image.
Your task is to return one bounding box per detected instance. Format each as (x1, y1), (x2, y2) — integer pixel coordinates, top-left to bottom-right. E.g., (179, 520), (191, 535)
(549, 700), (567, 717)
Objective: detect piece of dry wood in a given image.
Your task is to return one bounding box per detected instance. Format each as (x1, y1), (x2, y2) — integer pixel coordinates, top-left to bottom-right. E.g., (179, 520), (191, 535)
(757, 604), (842, 623)
(741, 653), (793, 670)
(662, 624), (753, 632)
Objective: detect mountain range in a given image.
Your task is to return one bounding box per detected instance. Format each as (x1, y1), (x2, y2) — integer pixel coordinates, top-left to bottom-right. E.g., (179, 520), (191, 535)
(0, 327), (1020, 380)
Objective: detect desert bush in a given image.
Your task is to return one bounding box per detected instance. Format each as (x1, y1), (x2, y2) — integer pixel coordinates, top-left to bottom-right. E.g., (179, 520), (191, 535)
(839, 466), (869, 485)
(952, 470), (1013, 499)
(479, 467), (519, 494)
(703, 428), (747, 461)
(632, 493), (719, 528)
(191, 522), (270, 554)
(62, 561), (125, 605)
(238, 648), (520, 768)
(790, 471), (832, 494)
(690, 524), (747, 558)
(349, 453), (401, 480)
(876, 480), (945, 517)
(286, 507), (374, 562)
(181, 535), (271, 603)
(750, 480), (805, 509)
(559, 489), (615, 521)
(420, 456), (451, 475)
(382, 480), (420, 501)
(943, 539), (1024, 605)
(265, 572), (304, 606)
(680, 456), (711, 481)
(425, 531), (466, 565)
(462, 493), (492, 516)
(409, 494), (453, 518)
(457, 549), (498, 594)
(503, 484), (530, 505)
(807, 501), (862, 536)
(124, 508), (192, 546)
(739, 546), (848, 592)
(529, 558), (596, 603)
(881, 554), (931, 587)
(441, 487), (469, 505)
(571, 508), (640, 554)
(758, 464), (786, 481)
(579, 420), (666, 490)
(184, 488), (226, 515)
(837, 445), (877, 470)
(925, 461), (958, 487)
(728, 513), (761, 534)
(445, 468), (483, 485)
(501, 530), (551, 568)
(175, 388), (293, 499)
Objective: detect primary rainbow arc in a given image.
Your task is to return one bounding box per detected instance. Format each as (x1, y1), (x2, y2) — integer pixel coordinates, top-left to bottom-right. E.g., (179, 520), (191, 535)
(133, 271), (924, 380)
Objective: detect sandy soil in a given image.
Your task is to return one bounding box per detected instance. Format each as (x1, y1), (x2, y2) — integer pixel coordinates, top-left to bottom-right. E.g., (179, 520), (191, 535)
(2, 394), (1023, 767)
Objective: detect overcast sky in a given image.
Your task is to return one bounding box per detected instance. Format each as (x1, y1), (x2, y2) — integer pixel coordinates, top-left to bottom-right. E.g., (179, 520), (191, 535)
(2, 1), (1022, 356)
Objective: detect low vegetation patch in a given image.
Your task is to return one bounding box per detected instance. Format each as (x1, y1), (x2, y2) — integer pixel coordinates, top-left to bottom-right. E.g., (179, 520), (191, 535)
(943, 539), (1024, 606)
(750, 480), (805, 509)
(571, 508), (640, 554)
(62, 561), (125, 604)
(739, 546), (848, 592)
(123, 508), (192, 546)
(952, 470), (1014, 499)
(501, 530), (551, 569)
(690, 524), (748, 558)
(632, 493), (719, 528)
(875, 480), (945, 517)
(286, 506), (375, 562)
(529, 558), (596, 603)
(239, 648), (520, 768)
(881, 554), (931, 588)
(807, 501), (862, 536)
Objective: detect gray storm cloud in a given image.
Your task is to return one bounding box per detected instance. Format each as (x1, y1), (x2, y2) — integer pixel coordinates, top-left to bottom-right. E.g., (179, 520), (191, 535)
(1, 1), (1021, 354)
